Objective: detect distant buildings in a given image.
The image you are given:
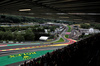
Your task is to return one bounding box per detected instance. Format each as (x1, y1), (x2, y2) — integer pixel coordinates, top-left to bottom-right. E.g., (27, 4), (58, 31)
(39, 36), (48, 41)
(79, 28), (100, 35)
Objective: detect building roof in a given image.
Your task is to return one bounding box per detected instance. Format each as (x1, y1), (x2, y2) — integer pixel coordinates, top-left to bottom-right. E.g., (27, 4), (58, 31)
(39, 36), (48, 40)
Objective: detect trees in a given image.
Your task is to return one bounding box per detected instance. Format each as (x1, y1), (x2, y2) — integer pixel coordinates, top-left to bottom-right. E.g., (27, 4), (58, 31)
(24, 29), (35, 41)
(0, 15), (55, 23)
(90, 23), (100, 30)
(5, 31), (14, 40)
(0, 31), (13, 41)
(0, 31), (4, 40)
(80, 23), (100, 30)
(0, 24), (59, 41)
(80, 24), (90, 29)
(16, 34), (25, 42)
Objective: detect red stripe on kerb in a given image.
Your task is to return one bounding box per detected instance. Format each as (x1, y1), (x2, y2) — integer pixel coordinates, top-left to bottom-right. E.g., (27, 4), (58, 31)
(0, 50), (2, 51)
(25, 47), (28, 48)
(6, 49), (10, 51)
(13, 48), (17, 50)
(30, 47), (32, 48)
(19, 48), (22, 49)
(0, 45), (7, 46)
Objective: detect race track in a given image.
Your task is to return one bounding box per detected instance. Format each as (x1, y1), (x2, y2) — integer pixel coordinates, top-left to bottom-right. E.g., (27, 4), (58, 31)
(0, 25), (76, 66)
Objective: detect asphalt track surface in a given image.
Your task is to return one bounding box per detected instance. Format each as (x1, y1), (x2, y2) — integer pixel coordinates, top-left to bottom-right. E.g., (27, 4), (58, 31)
(0, 25), (76, 66)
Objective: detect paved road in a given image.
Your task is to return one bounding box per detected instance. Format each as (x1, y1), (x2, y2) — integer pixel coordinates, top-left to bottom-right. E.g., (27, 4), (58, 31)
(0, 24), (76, 66)
(0, 24), (69, 51)
(0, 24), (77, 57)
(69, 27), (81, 40)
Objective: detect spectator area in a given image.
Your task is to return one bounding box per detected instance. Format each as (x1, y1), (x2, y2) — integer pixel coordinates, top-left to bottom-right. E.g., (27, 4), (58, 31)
(21, 33), (100, 66)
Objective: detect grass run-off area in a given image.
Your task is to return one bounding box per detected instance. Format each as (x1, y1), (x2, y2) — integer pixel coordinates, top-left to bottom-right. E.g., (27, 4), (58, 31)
(53, 25), (71, 43)
(65, 35), (69, 38)
(67, 25), (71, 32)
(0, 50), (53, 66)
(53, 38), (64, 43)
(65, 25), (71, 38)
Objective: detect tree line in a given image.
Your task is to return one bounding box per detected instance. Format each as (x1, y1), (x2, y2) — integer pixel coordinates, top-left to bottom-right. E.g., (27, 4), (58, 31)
(0, 15), (55, 23)
(0, 25), (58, 42)
(0, 14), (78, 24)
(80, 23), (100, 30)
(0, 29), (34, 42)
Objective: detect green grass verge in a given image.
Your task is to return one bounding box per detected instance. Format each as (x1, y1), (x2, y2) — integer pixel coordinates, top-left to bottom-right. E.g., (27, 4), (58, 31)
(67, 25), (71, 32)
(65, 25), (71, 38)
(53, 38), (64, 43)
(0, 50), (53, 66)
(65, 35), (69, 38)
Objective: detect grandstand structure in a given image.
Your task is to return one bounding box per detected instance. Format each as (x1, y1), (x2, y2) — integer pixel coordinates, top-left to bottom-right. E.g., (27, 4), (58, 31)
(20, 33), (100, 66)
(0, 0), (100, 23)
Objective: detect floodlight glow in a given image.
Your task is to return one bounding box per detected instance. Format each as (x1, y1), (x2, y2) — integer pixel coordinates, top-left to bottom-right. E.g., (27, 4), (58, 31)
(19, 9), (31, 11)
